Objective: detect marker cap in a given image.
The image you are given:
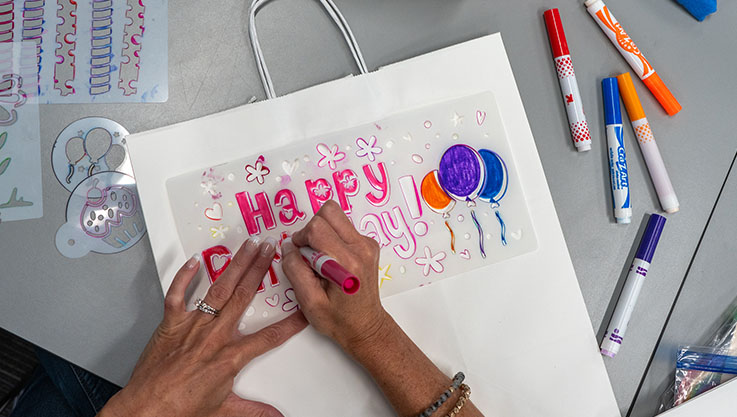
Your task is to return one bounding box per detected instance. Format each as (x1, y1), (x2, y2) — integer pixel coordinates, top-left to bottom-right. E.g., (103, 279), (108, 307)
(602, 77), (622, 125)
(642, 73), (682, 116)
(543, 8), (570, 58)
(322, 260), (361, 295)
(635, 214), (667, 263)
(617, 73), (646, 121)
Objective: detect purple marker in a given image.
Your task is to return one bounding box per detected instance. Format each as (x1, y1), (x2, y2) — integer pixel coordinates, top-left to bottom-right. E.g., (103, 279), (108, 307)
(601, 214), (667, 358)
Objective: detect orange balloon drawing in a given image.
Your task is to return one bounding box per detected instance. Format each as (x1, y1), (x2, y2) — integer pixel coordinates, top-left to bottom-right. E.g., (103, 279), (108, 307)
(421, 170), (455, 214)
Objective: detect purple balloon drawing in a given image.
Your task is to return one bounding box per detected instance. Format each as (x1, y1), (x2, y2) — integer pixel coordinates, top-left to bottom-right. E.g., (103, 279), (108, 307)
(438, 144), (487, 258)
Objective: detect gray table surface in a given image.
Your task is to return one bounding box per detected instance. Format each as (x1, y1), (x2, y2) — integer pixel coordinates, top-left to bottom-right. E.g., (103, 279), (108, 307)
(1, 1), (736, 415)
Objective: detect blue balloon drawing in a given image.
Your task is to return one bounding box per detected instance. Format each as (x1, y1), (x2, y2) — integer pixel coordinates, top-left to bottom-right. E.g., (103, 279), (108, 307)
(478, 149), (509, 246)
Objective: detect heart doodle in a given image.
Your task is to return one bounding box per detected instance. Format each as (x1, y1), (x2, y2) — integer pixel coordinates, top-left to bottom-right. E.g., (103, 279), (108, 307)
(476, 110), (487, 126)
(511, 229), (523, 240)
(204, 202), (223, 221)
(282, 159), (299, 176)
(245, 306), (255, 317)
(459, 249), (471, 260)
(282, 288), (299, 312)
(211, 254), (229, 272)
(265, 294), (279, 307)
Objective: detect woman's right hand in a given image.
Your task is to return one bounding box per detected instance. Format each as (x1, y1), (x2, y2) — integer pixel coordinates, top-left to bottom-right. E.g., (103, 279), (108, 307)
(281, 200), (389, 351)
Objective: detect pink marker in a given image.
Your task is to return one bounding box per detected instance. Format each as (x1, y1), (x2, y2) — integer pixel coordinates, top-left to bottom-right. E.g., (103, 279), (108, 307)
(289, 239), (360, 295)
(544, 8), (592, 152)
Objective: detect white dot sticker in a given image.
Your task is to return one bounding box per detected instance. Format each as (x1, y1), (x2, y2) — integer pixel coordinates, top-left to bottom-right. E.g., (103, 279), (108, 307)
(227, 173), (235, 181)
(425, 143), (431, 150)
(424, 120), (432, 129)
(262, 311), (268, 318)
(275, 176), (282, 182)
(457, 214), (464, 222)
(400, 266), (406, 274)
(413, 222), (428, 236)
(386, 140), (394, 148)
(464, 233), (471, 240)
(452, 133), (459, 140)
(412, 154), (424, 164)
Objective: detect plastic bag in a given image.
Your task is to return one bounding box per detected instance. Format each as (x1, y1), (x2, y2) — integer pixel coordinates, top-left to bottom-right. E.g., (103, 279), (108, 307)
(674, 346), (737, 406)
(657, 297), (737, 413)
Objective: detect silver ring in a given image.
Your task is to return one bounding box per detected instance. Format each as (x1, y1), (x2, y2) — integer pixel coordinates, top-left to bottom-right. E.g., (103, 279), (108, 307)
(194, 298), (220, 316)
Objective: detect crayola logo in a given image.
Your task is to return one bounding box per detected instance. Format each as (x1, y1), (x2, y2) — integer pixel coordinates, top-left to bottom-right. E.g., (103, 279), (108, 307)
(616, 128), (629, 188)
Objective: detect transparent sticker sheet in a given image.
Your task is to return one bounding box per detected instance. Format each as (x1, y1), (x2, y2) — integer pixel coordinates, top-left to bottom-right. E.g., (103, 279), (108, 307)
(0, 41), (41, 222)
(0, 0), (168, 103)
(166, 92), (539, 332)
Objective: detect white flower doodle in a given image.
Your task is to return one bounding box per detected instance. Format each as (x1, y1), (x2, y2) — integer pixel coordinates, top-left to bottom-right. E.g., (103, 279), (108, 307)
(414, 246), (446, 276)
(316, 143), (346, 170)
(312, 182), (331, 198)
(340, 173), (357, 189)
(245, 156), (270, 185)
(355, 136), (383, 162)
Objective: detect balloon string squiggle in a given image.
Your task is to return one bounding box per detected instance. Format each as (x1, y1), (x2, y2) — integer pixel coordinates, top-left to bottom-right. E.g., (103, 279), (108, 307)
(496, 210), (507, 246)
(444, 220), (456, 254)
(66, 164), (74, 184)
(471, 209), (486, 259)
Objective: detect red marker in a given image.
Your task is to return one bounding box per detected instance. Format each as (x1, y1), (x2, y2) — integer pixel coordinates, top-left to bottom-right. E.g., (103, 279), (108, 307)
(544, 8), (592, 152)
(288, 239), (360, 295)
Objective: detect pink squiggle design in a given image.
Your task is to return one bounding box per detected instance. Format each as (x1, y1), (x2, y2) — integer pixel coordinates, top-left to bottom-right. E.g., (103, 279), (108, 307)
(118, 0), (144, 95)
(54, 0), (77, 95)
(0, 1), (14, 43)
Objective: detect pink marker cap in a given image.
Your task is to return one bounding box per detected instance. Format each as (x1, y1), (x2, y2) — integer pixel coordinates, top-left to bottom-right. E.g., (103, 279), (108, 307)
(322, 259), (361, 295)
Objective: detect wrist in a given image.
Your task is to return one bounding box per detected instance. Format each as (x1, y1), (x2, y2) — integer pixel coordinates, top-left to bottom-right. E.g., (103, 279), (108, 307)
(340, 310), (396, 358)
(97, 388), (153, 417)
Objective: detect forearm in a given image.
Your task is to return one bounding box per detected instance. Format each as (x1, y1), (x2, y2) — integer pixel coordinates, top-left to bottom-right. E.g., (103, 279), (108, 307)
(344, 313), (482, 417)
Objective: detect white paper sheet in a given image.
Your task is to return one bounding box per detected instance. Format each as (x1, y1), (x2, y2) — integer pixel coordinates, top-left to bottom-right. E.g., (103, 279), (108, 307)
(127, 34), (620, 416)
(0, 41), (42, 223)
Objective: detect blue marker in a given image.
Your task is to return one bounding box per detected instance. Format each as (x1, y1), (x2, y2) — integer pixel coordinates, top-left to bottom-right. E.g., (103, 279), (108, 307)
(602, 77), (631, 224)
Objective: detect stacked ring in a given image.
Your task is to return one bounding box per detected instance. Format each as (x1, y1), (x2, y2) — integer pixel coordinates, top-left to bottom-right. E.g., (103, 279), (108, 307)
(194, 298), (220, 316)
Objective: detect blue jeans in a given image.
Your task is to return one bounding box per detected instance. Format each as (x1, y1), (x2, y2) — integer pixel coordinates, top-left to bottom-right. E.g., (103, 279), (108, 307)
(10, 348), (121, 417)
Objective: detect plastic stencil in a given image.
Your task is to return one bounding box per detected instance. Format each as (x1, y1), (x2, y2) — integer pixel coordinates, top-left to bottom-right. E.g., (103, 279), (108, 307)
(0, 41), (41, 223)
(51, 117), (132, 192)
(166, 92), (538, 332)
(0, 0), (168, 103)
(55, 171), (146, 258)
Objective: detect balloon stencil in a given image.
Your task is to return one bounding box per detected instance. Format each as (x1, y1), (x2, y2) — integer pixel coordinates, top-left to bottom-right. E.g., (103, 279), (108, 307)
(52, 117), (132, 191)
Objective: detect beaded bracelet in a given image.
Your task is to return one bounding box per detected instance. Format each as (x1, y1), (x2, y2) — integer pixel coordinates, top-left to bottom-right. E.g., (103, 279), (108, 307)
(417, 372), (465, 417)
(444, 384), (471, 417)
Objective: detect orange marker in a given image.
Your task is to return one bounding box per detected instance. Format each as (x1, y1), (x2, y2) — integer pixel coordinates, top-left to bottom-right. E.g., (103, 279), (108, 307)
(617, 73), (679, 213)
(585, 0), (682, 116)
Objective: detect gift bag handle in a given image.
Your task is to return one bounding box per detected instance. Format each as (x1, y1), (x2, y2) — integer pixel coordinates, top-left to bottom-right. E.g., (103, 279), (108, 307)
(248, 0), (369, 99)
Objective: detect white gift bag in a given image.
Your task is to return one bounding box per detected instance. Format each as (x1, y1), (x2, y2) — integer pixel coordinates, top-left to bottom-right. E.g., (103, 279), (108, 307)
(127, 2), (620, 416)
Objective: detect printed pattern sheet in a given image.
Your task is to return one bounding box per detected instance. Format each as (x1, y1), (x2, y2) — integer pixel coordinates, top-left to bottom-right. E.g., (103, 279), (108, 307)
(0, 0), (167, 103)
(167, 92), (538, 332)
(0, 41), (41, 222)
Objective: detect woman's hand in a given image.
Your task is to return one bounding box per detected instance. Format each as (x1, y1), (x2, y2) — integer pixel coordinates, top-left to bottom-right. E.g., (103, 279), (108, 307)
(281, 200), (389, 351)
(99, 238), (308, 417)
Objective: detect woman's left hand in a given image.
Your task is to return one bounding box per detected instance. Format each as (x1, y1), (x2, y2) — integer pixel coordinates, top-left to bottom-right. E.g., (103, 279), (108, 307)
(99, 237), (308, 417)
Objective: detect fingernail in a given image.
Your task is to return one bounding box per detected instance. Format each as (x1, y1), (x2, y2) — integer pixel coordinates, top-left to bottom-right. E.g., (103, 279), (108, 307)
(261, 236), (278, 256)
(282, 239), (295, 254)
(245, 237), (261, 252)
(185, 254), (201, 270)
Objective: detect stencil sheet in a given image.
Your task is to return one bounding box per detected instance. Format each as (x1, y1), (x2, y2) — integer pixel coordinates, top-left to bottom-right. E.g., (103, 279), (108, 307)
(167, 92), (537, 332)
(0, 41), (41, 222)
(0, 0), (167, 103)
